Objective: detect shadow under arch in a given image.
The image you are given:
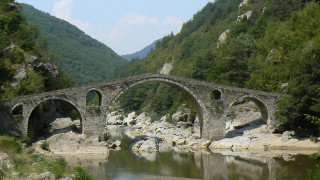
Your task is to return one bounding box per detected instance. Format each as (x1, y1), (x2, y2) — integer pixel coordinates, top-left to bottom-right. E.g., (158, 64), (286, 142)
(107, 77), (207, 136)
(26, 97), (84, 139)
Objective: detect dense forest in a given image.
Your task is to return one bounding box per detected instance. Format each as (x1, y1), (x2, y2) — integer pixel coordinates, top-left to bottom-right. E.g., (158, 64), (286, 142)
(21, 4), (128, 85)
(0, 0), (74, 101)
(116, 0), (320, 135)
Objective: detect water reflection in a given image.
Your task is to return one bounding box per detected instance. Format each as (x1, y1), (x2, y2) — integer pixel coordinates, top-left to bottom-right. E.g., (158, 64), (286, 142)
(61, 128), (318, 180)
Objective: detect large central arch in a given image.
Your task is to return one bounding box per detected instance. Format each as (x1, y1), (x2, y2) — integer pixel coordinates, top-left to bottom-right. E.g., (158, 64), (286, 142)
(108, 77), (207, 135)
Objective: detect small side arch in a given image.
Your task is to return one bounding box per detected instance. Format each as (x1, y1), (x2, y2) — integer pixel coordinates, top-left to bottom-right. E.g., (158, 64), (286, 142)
(210, 89), (222, 100)
(86, 88), (103, 107)
(224, 95), (269, 121)
(11, 104), (23, 115)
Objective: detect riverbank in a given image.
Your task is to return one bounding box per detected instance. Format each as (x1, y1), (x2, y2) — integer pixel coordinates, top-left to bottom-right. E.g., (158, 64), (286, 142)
(107, 110), (320, 155)
(0, 135), (94, 179)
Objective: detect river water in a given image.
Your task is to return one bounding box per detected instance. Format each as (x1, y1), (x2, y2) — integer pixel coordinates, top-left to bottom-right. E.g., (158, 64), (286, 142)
(62, 127), (319, 180)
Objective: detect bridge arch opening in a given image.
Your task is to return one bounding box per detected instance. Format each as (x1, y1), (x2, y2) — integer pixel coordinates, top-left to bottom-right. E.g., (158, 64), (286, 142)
(210, 89), (222, 100)
(27, 99), (83, 140)
(12, 104), (23, 116)
(86, 89), (102, 107)
(225, 96), (268, 138)
(107, 78), (205, 136)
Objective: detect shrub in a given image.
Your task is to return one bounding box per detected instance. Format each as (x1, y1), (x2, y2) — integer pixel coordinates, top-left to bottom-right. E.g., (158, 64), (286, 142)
(103, 132), (111, 141)
(72, 166), (94, 180)
(40, 141), (50, 151)
(0, 136), (22, 154)
(310, 136), (318, 143)
(129, 120), (136, 125)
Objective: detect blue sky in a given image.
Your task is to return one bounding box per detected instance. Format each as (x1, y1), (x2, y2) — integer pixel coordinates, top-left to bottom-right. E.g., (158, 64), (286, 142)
(16, 0), (213, 55)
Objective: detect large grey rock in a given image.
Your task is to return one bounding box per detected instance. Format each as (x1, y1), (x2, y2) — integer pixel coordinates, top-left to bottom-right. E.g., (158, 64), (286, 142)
(171, 104), (191, 123)
(37, 131), (110, 155)
(49, 118), (79, 134)
(134, 112), (151, 128)
(106, 111), (124, 125)
(123, 112), (136, 125)
(131, 136), (159, 153)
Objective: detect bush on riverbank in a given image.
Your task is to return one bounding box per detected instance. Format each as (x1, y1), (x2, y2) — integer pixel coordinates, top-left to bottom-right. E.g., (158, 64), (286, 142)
(0, 135), (94, 179)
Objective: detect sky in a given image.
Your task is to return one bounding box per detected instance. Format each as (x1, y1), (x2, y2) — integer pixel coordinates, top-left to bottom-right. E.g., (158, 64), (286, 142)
(16, 0), (213, 55)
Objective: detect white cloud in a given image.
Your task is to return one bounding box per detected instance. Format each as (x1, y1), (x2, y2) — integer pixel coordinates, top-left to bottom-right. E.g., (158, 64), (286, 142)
(53, 0), (92, 32)
(163, 16), (183, 26)
(121, 13), (161, 25)
(103, 13), (184, 54)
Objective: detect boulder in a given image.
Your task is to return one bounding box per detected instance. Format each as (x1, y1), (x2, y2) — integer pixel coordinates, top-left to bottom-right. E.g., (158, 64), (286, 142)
(176, 122), (193, 129)
(106, 112), (123, 125)
(123, 112), (136, 125)
(134, 112), (151, 128)
(106, 140), (121, 149)
(49, 118), (79, 134)
(172, 136), (186, 145)
(282, 131), (295, 142)
(131, 136), (159, 153)
(171, 104), (191, 123)
(38, 132), (110, 154)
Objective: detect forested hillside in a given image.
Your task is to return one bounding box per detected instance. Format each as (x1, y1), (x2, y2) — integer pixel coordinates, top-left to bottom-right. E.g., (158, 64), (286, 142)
(22, 4), (128, 85)
(116, 0), (320, 135)
(0, 0), (74, 101)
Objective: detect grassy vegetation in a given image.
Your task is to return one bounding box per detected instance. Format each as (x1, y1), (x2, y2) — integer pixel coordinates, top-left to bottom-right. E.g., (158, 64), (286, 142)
(0, 135), (94, 179)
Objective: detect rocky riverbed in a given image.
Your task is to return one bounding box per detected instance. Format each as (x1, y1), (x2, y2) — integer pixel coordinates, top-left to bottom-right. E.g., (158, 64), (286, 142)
(33, 101), (320, 159)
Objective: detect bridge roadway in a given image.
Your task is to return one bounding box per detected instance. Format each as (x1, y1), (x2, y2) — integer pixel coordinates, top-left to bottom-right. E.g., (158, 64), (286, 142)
(1, 73), (282, 140)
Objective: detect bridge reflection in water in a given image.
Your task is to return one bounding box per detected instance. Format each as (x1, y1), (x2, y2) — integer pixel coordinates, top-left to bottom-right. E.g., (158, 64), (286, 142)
(59, 127), (316, 180)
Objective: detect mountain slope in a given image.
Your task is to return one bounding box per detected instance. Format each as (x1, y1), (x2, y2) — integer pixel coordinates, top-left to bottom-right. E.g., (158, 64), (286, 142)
(116, 0), (320, 134)
(122, 39), (161, 61)
(21, 4), (128, 85)
(0, 1), (74, 101)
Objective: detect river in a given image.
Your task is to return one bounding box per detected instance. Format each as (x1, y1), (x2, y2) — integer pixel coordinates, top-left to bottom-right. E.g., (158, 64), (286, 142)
(61, 127), (319, 180)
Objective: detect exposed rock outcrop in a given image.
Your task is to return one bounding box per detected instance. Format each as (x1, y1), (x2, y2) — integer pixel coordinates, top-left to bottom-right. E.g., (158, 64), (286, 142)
(10, 54), (59, 88)
(237, 11), (252, 22)
(217, 29), (230, 48)
(159, 60), (174, 75)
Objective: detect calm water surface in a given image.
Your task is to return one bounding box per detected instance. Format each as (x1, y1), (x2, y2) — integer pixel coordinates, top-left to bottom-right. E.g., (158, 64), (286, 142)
(63, 128), (319, 180)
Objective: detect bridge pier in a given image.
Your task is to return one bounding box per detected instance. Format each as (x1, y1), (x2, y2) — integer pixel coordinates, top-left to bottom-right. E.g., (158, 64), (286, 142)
(83, 107), (107, 139)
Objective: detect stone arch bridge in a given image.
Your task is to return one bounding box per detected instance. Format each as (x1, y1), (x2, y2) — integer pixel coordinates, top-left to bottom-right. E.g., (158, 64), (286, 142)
(1, 74), (282, 140)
